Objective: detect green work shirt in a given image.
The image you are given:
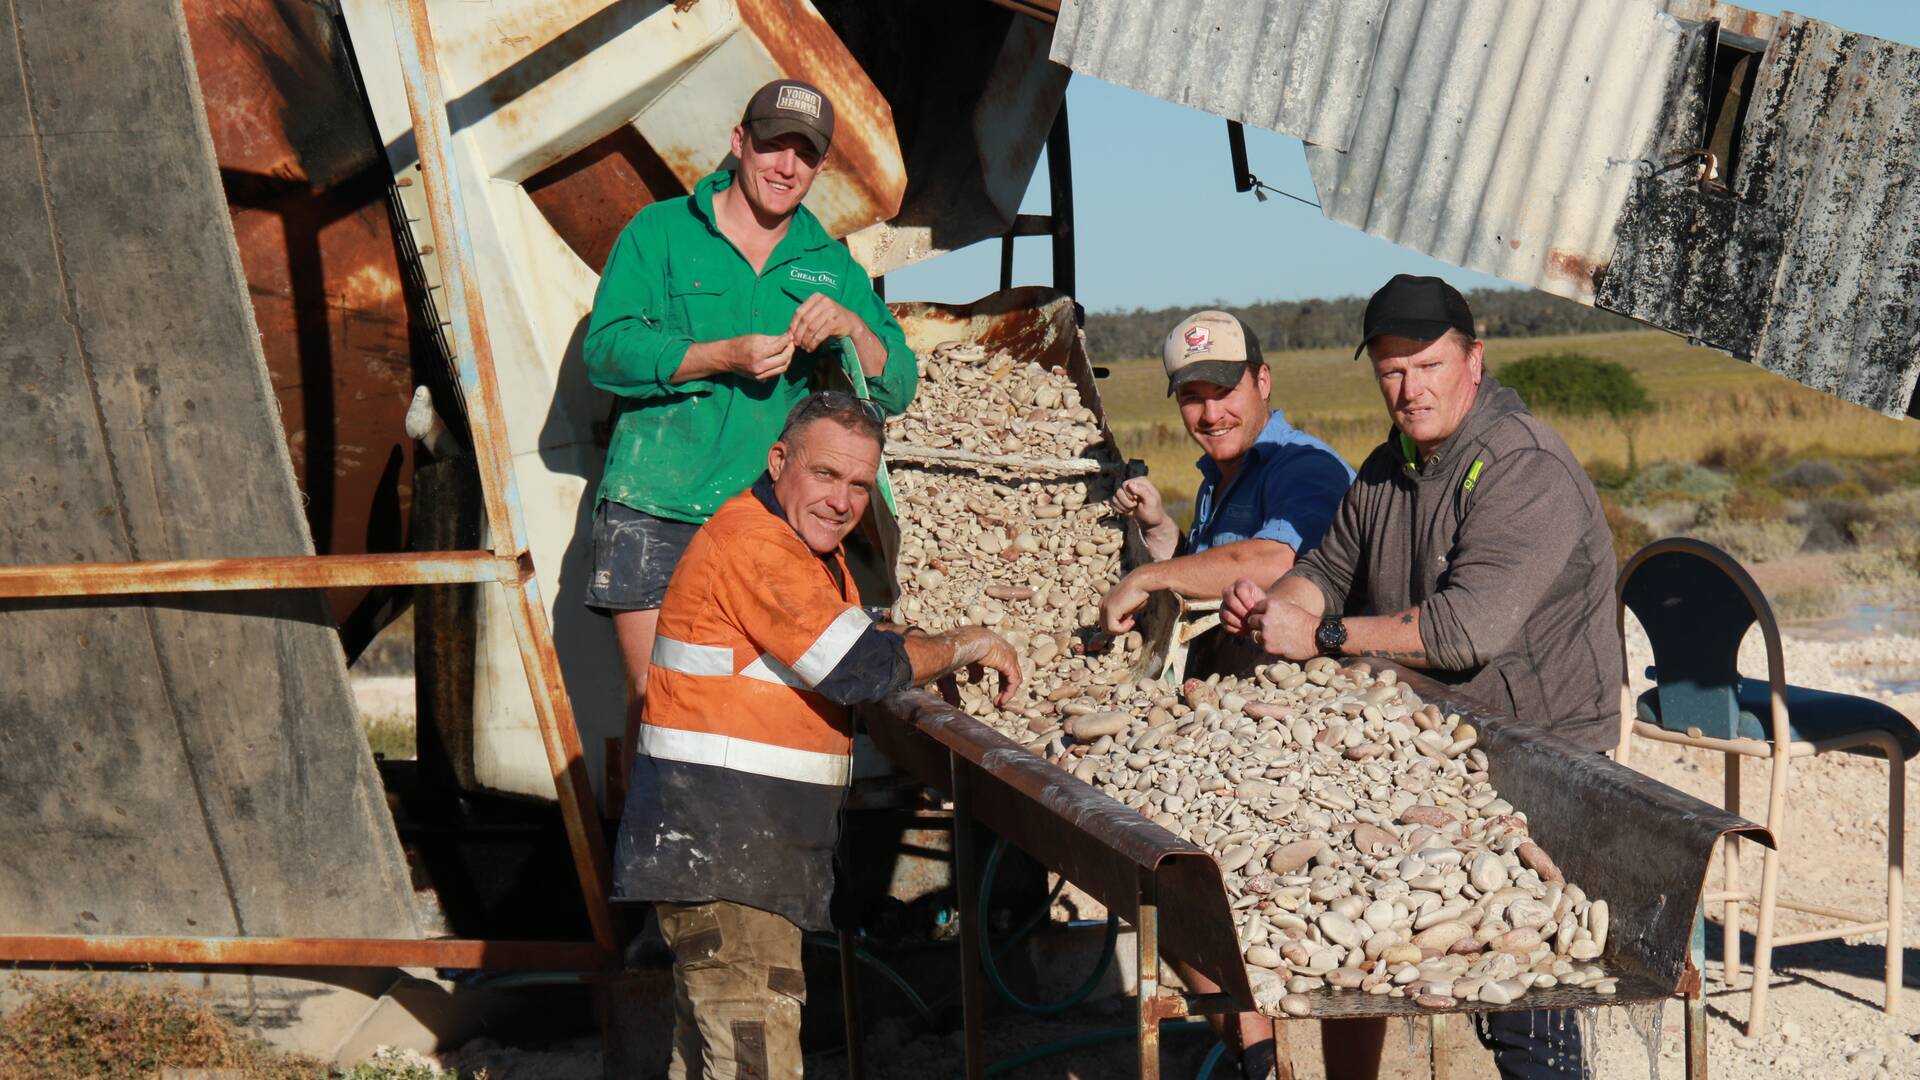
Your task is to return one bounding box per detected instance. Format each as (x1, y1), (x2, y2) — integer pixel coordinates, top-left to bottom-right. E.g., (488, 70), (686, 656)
(584, 169), (917, 523)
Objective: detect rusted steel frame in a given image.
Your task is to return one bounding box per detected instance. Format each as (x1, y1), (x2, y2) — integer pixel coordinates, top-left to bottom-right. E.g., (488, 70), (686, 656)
(0, 934), (609, 971)
(1136, 865), (1160, 1080)
(984, 0), (1059, 23)
(1686, 910), (1709, 1080)
(952, 751), (988, 1080)
(0, 551), (515, 599)
(864, 689), (1254, 1007)
(387, 0), (616, 953)
(1430, 1014), (1454, 1080)
(1046, 99), (1074, 301)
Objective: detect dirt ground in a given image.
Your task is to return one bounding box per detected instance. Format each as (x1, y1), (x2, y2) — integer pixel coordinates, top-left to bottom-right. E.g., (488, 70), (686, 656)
(404, 619), (1920, 1080)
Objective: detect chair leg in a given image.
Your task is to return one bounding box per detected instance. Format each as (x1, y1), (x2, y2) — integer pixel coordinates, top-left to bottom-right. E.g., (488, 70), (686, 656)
(1746, 751), (1791, 1038)
(1723, 752), (1742, 987)
(1886, 748), (1905, 1015)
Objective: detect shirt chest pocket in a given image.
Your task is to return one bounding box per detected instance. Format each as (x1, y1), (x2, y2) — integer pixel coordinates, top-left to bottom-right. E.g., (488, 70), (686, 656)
(666, 260), (735, 332)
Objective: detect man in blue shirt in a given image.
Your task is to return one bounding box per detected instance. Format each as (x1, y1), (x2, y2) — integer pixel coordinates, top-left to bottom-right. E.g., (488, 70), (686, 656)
(1097, 310), (1355, 1080)
(1100, 310), (1353, 637)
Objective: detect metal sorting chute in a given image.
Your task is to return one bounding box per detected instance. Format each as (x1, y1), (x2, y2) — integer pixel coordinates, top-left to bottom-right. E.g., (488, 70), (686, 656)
(1050, 0), (1920, 418)
(883, 286), (1180, 677)
(866, 626), (1771, 1021)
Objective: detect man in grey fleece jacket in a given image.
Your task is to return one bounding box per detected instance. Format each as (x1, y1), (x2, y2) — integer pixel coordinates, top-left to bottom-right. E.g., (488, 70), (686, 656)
(1225, 275), (1618, 1079)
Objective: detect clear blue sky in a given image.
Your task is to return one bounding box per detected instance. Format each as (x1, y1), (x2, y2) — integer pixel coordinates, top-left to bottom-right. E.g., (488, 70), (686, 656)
(887, 1), (1920, 314)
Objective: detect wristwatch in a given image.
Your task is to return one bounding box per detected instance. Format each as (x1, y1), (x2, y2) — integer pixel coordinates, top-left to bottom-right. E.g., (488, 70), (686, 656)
(1315, 616), (1348, 657)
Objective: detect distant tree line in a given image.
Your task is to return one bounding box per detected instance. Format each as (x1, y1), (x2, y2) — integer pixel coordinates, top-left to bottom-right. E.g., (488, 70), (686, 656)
(1083, 289), (1641, 361)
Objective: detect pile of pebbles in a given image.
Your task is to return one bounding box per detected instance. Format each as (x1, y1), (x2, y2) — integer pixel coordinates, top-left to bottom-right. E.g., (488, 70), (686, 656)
(886, 344), (1618, 1017)
(885, 341), (1104, 460)
(1025, 662), (1619, 1015)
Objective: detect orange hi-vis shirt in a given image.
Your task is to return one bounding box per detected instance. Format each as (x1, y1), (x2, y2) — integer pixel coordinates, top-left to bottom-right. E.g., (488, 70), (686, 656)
(612, 475), (911, 929)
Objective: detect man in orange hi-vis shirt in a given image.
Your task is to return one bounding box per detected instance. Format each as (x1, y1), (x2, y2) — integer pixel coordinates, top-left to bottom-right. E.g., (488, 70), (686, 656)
(614, 392), (1020, 1079)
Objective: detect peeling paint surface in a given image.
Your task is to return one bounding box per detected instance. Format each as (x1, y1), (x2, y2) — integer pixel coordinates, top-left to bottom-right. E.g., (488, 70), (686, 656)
(1053, 0), (1920, 417)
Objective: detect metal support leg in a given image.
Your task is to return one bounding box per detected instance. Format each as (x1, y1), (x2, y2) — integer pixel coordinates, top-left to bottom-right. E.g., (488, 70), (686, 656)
(1430, 1014), (1453, 1080)
(839, 929), (865, 1080)
(952, 754), (986, 1080)
(1686, 910), (1709, 1080)
(1722, 752), (1742, 986)
(1271, 1019), (1296, 1080)
(1137, 868), (1160, 1080)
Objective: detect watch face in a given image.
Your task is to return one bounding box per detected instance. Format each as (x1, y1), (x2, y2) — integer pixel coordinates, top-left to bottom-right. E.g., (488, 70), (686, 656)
(1317, 618), (1345, 653)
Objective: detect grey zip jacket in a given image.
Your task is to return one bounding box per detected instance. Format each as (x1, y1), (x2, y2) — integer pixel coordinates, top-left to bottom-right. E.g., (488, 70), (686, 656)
(1289, 375), (1621, 751)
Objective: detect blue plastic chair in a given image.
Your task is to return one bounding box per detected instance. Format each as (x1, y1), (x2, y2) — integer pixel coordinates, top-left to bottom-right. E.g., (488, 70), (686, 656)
(1616, 537), (1912, 1035)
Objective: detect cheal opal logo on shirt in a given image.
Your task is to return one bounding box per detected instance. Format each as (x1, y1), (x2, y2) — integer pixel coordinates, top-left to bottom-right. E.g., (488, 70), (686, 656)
(789, 266), (838, 288)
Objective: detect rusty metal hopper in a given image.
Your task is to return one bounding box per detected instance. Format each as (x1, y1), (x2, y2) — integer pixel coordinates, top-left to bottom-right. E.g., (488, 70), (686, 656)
(865, 637), (1770, 1022)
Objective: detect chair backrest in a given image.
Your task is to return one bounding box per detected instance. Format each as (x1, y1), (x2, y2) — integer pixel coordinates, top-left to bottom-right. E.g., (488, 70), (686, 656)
(1618, 538), (1776, 741)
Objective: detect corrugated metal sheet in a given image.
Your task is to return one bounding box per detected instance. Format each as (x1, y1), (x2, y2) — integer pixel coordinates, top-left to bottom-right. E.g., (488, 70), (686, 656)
(1051, 0), (1685, 302)
(1051, 0), (1920, 418)
(1300, 2), (1684, 302)
(1049, 0), (1386, 151)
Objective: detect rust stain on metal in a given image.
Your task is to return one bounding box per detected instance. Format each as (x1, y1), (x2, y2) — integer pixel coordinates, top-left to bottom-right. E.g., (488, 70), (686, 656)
(1545, 248), (1606, 295)
(735, 0), (906, 219)
(0, 934), (610, 971)
(0, 552), (515, 600)
(525, 124), (688, 273)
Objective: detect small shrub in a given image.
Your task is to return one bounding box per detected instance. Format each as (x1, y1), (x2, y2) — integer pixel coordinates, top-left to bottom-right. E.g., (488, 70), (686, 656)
(1767, 582), (1844, 621)
(1602, 498), (1655, 566)
(1795, 497), (1879, 552)
(1697, 433), (1783, 474)
(341, 1047), (479, 1080)
(1692, 521), (1808, 564)
(1621, 462), (1733, 506)
(1723, 486), (1785, 523)
(1584, 458), (1634, 493)
(0, 978), (326, 1080)
(1772, 458), (1846, 494)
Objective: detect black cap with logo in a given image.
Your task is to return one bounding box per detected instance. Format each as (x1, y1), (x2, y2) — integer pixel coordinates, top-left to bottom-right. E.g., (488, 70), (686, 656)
(1353, 274), (1477, 359)
(742, 79), (835, 159)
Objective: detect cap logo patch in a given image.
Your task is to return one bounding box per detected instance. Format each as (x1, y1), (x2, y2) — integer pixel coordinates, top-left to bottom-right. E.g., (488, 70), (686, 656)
(1182, 325), (1212, 356)
(776, 85), (822, 119)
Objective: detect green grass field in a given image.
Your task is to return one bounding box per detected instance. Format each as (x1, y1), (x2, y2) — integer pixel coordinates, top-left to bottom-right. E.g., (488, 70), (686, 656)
(1097, 331), (1920, 514)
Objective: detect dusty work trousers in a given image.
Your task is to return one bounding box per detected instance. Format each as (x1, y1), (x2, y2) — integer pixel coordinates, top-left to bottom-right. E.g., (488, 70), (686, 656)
(656, 900), (807, 1080)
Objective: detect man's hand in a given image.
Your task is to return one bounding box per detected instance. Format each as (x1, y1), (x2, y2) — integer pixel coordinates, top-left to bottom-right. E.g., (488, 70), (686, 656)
(954, 626), (1023, 707)
(1099, 568), (1155, 635)
(1112, 476), (1180, 561)
(788, 294), (864, 352)
(1221, 578), (1268, 637)
(731, 333), (796, 380)
(904, 625), (1022, 707)
(1255, 596), (1319, 660)
(1112, 476), (1167, 529)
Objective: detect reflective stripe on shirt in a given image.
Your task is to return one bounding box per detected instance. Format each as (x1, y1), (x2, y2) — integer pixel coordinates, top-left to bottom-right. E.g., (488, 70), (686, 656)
(638, 724), (851, 786)
(651, 635), (733, 676)
(791, 607), (871, 686)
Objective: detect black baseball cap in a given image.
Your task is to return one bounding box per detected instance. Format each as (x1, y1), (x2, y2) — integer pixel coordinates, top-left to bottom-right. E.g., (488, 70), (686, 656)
(742, 79), (834, 159)
(1353, 274), (1476, 359)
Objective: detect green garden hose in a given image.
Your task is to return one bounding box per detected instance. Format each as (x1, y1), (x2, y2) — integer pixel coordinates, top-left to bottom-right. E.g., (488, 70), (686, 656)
(977, 837), (1120, 1016)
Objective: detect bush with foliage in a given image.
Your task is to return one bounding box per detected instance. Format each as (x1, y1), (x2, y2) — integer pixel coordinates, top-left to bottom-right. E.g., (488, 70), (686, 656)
(1498, 352), (1653, 470)
(1499, 353), (1651, 417)
(1601, 498), (1655, 565)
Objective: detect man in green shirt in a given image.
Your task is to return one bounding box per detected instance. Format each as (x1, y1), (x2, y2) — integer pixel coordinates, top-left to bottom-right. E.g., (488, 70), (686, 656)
(582, 78), (918, 769)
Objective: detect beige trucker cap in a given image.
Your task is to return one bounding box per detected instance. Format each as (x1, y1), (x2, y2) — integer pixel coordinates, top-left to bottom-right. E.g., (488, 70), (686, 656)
(1162, 310), (1263, 395)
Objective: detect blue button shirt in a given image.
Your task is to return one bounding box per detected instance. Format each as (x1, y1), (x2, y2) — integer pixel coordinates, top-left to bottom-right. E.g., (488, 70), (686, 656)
(1189, 411), (1354, 555)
